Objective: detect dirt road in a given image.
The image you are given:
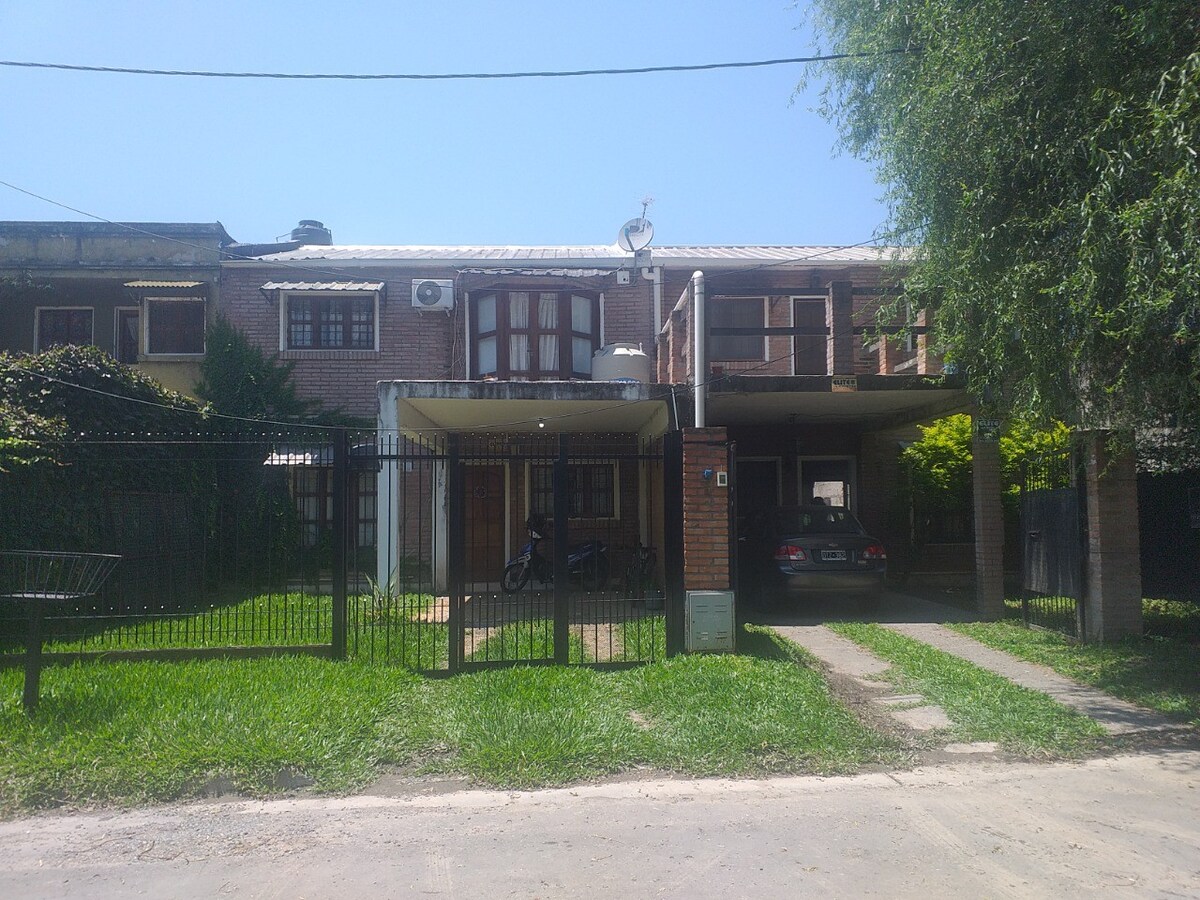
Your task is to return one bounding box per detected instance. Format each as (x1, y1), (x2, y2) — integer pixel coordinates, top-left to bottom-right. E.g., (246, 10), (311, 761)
(3, 749), (1198, 898)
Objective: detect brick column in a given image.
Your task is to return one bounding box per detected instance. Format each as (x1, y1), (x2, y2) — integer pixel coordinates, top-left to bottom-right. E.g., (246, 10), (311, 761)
(682, 427), (730, 590)
(877, 336), (905, 374)
(1081, 432), (1143, 640)
(972, 423), (1006, 619)
(916, 308), (942, 374)
(826, 281), (854, 375)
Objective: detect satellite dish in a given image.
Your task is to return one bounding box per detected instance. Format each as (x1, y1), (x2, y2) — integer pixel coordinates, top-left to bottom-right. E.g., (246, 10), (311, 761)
(617, 217), (654, 253)
(414, 280), (443, 306)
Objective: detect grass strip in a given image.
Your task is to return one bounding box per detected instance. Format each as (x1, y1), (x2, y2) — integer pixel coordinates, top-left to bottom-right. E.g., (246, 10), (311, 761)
(828, 622), (1106, 756)
(0, 656), (432, 812)
(618, 626), (896, 776)
(0, 626), (896, 813)
(951, 620), (1200, 726)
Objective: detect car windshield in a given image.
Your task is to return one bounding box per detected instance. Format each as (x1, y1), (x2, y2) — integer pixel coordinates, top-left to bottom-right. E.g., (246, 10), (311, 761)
(775, 507), (865, 535)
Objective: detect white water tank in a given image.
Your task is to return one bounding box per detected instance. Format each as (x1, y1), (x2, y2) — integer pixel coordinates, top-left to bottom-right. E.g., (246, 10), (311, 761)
(592, 342), (651, 383)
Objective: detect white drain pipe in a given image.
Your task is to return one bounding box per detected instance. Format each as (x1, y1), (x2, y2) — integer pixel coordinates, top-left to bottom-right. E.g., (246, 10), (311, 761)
(692, 270), (706, 427)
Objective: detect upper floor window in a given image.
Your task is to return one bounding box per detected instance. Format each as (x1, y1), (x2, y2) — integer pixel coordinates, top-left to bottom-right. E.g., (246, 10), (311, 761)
(146, 297), (206, 355)
(36, 307), (94, 351)
(471, 290), (599, 380)
(285, 293), (377, 351)
(710, 297), (766, 361)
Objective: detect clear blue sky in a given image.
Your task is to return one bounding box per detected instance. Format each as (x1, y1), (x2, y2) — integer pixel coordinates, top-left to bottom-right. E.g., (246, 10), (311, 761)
(0, 1), (888, 247)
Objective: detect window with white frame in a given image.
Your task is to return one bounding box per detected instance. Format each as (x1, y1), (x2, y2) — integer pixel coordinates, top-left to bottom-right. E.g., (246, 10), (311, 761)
(36, 307), (93, 351)
(709, 297), (766, 361)
(471, 290), (599, 379)
(284, 293), (377, 351)
(145, 297), (206, 355)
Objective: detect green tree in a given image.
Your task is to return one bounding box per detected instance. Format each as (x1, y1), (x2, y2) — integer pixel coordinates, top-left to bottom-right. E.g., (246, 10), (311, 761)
(898, 414), (1069, 550)
(809, 1), (1200, 445)
(195, 316), (319, 422)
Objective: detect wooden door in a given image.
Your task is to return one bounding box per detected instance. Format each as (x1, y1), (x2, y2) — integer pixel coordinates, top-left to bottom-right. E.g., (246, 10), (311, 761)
(464, 465), (506, 584)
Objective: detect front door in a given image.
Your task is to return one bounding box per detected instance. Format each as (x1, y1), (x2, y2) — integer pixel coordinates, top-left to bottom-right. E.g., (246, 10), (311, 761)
(464, 465), (506, 585)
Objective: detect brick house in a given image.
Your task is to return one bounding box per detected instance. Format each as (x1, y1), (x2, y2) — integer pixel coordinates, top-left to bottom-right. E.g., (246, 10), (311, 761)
(0, 221), (234, 396)
(218, 240), (996, 611)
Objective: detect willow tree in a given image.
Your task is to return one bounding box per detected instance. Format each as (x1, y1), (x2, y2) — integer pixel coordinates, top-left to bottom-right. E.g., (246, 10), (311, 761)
(810, 1), (1200, 455)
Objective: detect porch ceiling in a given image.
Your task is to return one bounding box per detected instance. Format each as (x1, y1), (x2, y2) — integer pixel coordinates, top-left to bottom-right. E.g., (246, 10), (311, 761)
(384, 380), (670, 435)
(707, 374), (971, 428)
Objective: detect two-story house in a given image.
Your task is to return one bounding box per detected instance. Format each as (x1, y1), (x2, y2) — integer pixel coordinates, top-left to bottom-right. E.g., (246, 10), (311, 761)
(220, 239), (979, 609)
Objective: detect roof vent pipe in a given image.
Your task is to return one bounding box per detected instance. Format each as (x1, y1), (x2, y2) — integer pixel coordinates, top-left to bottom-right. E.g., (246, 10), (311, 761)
(290, 220), (332, 245)
(692, 270), (706, 428)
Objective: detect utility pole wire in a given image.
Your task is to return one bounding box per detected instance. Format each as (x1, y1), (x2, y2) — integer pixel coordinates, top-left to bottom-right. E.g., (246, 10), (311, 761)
(0, 49), (915, 81)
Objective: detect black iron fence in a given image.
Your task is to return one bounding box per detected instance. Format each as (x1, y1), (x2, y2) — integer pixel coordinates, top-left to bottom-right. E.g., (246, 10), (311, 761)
(1, 427), (684, 672)
(1019, 448), (1086, 639)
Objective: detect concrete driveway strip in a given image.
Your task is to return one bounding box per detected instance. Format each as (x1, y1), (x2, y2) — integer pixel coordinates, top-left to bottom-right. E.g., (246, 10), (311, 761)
(884, 623), (1182, 735)
(2, 752), (1199, 899)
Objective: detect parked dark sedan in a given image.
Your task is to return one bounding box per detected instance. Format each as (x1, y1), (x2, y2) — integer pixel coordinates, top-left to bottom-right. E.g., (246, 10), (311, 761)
(739, 505), (887, 606)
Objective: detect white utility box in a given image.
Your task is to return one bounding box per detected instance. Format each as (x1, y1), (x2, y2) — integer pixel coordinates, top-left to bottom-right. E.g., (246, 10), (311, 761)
(686, 590), (736, 653)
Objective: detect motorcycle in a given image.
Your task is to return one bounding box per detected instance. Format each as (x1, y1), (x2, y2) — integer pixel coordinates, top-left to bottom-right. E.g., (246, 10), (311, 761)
(501, 514), (610, 593)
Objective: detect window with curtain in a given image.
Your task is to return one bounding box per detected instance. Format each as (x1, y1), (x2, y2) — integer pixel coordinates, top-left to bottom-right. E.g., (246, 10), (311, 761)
(709, 297), (766, 361)
(471, 290), (600, 379)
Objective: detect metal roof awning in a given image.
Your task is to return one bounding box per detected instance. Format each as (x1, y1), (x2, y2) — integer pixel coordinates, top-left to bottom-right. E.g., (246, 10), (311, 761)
(124, 280), (206, 289)
(260, 281), (385, 291)
(458, 268), (613, 278)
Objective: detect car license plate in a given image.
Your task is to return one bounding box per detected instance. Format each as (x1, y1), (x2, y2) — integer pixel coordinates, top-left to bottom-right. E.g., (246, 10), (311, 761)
(821, 550), (848, 562)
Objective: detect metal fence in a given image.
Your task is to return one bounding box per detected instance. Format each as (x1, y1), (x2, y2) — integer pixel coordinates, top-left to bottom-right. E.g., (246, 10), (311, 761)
(1019, 448), (1086, 639)
(1, 427), (683, 672)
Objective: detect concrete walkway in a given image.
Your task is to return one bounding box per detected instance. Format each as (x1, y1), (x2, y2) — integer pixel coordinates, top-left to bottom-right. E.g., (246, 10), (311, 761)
(885, 622), (1182, 735)
(771, 616), (1183, 737)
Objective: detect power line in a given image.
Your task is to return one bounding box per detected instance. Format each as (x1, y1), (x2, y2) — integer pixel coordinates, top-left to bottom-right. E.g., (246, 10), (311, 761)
(0, 50), (914, 82)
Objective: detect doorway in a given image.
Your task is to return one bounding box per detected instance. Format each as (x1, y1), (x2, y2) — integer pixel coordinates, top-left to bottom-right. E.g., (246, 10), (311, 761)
(464, 465), (506, 585)
(798, 457), (856, 510)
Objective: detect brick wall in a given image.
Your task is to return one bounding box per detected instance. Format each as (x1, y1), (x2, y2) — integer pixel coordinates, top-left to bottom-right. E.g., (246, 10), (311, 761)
(682, 427), (730, 590)
(219, 266), (656, 419)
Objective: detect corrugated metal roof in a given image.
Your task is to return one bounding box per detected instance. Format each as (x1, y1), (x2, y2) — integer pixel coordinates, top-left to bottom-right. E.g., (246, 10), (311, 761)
(260, 281), (385, 291)
(124, 280), (206, 289)
(244, 244), (909, 265)
(459, 267), (612, 278)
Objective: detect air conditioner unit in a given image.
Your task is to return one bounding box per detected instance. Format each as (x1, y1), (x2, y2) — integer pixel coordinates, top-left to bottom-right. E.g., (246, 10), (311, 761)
(411, 279), (455, 311)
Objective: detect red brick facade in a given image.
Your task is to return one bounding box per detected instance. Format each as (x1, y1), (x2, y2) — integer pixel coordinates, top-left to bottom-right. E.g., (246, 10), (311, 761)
(682, 428), (730, 591)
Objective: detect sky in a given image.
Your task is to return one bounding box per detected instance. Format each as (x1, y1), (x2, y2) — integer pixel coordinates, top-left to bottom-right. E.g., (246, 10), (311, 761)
(0, 1), (889, 248)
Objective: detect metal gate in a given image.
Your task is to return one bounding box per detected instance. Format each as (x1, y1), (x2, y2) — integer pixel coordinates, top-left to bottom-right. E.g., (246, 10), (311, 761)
(356, 430), (683, 672)
(1019, 449), (1086, 638)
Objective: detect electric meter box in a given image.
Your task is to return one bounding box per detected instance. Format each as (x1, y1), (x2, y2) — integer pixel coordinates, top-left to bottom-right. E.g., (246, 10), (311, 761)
(686, 590), (736, 653)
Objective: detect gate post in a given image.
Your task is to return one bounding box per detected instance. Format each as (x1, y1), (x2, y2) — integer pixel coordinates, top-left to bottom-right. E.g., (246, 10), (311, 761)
(971, 421), (1006, 620)
(447, 433), (465, 673)
(553, 434), (570, 665)
(331, 428), (349, 660)
(1080, 432), (1142, 640)
(662, 431), (685, 656)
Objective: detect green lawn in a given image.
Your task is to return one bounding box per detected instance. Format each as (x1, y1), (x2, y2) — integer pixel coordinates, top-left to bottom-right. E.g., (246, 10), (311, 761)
(0, 625), (896, 812)
(952, 620), (1200, 726)
(828, 622), (1106, 755)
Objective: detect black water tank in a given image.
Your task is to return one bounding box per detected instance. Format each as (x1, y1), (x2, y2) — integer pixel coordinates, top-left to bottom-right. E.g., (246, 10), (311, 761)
(290, 220), (332, 245)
